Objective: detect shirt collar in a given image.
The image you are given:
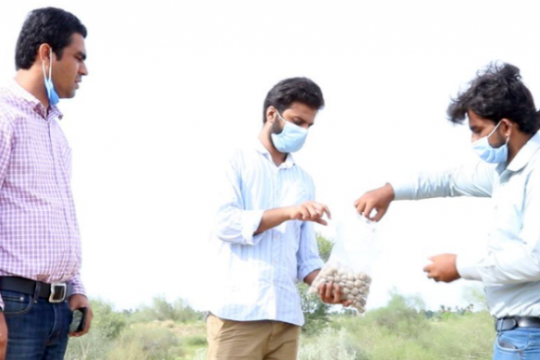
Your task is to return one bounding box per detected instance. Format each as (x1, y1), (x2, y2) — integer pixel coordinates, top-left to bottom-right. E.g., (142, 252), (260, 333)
(255, 139), (296, 169)
(497, 132), (540, 173)
(8, 79), (63, 121)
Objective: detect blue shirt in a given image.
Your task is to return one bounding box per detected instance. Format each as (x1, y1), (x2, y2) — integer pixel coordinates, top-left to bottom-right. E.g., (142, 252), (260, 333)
(392, 133), (540, 318)
(208, 140), (323, 326)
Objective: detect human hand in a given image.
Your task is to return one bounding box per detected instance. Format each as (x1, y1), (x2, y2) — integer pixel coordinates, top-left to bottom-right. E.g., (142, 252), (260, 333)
(0, 313), (7, 360)
(317, 282), (353, 307)
(354, 183), (395, 221)
(423, 254), (460, 283)
(288, 201), (331, 225)
(68, 294), (93, 337)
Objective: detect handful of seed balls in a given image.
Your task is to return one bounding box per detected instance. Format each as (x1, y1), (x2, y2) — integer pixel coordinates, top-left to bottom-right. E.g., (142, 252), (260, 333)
(309, 263), (372, 314)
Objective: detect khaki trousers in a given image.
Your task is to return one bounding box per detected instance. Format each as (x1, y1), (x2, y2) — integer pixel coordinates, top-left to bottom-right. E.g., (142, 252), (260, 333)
(206, 314), (301, 360)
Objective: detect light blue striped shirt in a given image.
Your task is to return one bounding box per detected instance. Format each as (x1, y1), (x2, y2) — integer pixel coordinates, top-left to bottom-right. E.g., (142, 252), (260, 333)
(391, 133), (540, 318)
(208, 140), (323, 326)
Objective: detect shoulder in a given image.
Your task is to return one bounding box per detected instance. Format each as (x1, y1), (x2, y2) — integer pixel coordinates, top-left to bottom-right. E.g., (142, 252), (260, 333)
(0, 90), (18, 130)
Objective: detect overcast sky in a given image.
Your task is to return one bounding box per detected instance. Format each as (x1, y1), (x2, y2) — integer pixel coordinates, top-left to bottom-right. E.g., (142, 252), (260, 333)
(1, 0), (540, 311)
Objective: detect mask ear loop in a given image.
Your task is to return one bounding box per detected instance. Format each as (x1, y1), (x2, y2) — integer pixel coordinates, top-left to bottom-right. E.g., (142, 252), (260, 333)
(486, 121), (503, 139)
(48, 49), (53, 80)
(41, 48), (54, 82)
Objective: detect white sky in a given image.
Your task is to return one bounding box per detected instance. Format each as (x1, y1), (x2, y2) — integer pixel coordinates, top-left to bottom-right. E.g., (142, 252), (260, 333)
(1, 0), (540, 311)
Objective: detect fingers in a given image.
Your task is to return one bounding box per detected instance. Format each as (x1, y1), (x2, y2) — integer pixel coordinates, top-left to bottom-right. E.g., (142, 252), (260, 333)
(297, 202), (331, 224)
(354, 198), (366, 215)
(324, 281), (334, 300)
(371, 208), (386, 222)
(332, 284), (341, 303)
(321, 204), (332, 219)
(298, 206), (309, 220)
(362, 203), (376, 220)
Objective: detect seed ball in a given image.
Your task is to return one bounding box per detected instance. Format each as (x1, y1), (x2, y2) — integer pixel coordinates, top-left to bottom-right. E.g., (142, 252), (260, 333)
(326, 276), (334, 282)
(351, 288), (359, 295)
(342, 287), (350, 295)
(347, 294), (355, 300)
(346, 281), (354, 288)
(357, 298), (366, 306)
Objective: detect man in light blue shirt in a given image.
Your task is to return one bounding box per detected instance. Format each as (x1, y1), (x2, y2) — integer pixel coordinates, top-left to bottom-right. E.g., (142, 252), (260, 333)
(354, 63), (540, 359)
(207, 78), (349, 360)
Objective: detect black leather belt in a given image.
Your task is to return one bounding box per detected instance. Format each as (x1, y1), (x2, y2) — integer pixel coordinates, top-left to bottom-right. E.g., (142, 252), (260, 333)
(496, 316), (540, 331)
(0, 277), (72, 303)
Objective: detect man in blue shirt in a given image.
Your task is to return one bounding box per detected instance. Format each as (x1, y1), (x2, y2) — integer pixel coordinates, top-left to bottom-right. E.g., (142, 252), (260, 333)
(208, 78), (349, 360)
(355, 63), (540, 359)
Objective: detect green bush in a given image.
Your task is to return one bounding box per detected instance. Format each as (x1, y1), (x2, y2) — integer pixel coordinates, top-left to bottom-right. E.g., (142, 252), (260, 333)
(108, 323), (182, 360)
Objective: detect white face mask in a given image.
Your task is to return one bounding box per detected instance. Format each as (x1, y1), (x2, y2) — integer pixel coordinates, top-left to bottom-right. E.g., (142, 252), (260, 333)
(270, 111), (308, 153)
(471, 121), (509, 163)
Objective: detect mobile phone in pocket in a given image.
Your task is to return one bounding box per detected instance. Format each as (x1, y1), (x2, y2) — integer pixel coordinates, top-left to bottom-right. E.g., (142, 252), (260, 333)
(70, 307), (87, 333)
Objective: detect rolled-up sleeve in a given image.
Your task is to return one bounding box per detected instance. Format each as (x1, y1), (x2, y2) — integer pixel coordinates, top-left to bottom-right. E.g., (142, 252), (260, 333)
(214, 151), (265, 246)
(296, 221), (324, 281)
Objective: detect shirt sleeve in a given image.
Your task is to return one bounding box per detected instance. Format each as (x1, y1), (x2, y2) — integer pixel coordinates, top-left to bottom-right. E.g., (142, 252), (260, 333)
(296, 221), (324, 282)
(296, 178), (323, 281)
(68, 273), (86, 296)
(214, 151), (265, 246)
(0, 112), (14, 309)
(390, 161), (495, 201)
(457, 168), (540, 285)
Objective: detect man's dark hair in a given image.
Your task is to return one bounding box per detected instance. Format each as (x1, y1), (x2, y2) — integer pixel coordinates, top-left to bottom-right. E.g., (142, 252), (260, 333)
(263, 77), (325, 123)
(15, 7), (87, 70)
(447, 62), (540, 134)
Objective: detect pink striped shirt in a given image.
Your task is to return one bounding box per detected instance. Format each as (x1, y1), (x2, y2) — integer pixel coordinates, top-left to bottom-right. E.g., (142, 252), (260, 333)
(0, 80), (84, 307)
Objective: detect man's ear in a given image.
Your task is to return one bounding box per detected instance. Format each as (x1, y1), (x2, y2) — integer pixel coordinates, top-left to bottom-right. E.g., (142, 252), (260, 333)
(37, 44), (53, 63)
(500, 118), (514, 138)
(266, 107), (277, 124)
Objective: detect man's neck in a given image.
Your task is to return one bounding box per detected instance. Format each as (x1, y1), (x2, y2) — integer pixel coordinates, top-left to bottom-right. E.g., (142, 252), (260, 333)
(507, 131), (534, 165)
(258, 128), (287, 167)
(14, 68), (49, 108)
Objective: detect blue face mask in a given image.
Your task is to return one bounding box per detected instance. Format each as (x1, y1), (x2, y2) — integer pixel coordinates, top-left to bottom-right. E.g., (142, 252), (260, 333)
(270, 111), (308, 153)
(42, 49), (60, 105)
(471, 121), (509, 163)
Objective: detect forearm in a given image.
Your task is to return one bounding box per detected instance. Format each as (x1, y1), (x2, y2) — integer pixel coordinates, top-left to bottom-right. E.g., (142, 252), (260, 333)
(303, 269), (320, 286)
(254, 207), (291, 235)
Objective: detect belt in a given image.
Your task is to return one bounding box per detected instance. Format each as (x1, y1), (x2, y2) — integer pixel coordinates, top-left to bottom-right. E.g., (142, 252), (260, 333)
(495, 316), (540, 331)
(0, 277), (72, 303)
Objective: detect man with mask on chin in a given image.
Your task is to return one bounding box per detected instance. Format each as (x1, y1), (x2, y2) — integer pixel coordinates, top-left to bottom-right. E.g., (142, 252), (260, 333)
(207, 78), (350, 360)
(0, 7), (91, 360)
(354, 63), (540, 360)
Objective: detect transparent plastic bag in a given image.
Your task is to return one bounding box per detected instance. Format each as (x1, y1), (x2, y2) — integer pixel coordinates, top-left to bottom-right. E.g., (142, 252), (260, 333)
(309, 212), (379, 313)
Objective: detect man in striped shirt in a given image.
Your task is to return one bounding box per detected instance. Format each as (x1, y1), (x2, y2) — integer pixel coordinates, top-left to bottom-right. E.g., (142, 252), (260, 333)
(0, 8), (92, 360)
(207, 78), (349, 360)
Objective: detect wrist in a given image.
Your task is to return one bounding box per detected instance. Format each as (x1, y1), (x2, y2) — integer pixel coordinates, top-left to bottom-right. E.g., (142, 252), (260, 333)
(384, 183), (395, 200)
(284, 206), (295, 220)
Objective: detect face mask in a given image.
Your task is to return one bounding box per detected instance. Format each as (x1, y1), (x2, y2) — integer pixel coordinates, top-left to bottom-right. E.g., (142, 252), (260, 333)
(270, 111), (308, 153)
(471, 121), (509, 163)
(42, 49), (60, 105)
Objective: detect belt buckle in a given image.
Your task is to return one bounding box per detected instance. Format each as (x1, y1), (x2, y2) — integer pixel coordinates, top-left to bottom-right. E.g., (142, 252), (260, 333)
(49, 283), (66, 303)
